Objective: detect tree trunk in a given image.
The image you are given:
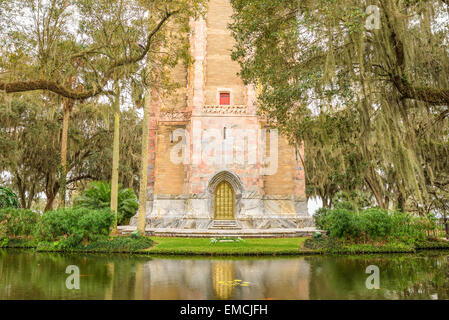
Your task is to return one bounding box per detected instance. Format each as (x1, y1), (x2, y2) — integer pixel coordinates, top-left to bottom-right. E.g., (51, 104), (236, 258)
(444, 214), (449, 238)
(110, 84), (120, 233)
(26, 183), (36, 209)
(58, 98), (74, 208)
(365, 176), (387, 209)
(397, 192), (406, 212)
(137, 78), (152, 235)
(15, 175), (27, 209)
(45, 191), (57, 211)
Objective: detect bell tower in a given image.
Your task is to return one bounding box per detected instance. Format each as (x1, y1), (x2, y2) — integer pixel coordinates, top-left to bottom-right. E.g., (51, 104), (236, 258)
(130, 0), (311, 231)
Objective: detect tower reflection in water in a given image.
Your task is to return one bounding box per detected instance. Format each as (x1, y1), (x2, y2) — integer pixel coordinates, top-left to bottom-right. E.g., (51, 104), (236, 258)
(212, 261), (235, 299)
(68, 256), (311, 299)
(135, 258), (311, 300)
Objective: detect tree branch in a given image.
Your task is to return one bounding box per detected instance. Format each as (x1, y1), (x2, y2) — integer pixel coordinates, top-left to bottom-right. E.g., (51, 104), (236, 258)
(0, 79), (105, 100)
(66, 174), (96, 185)
(0, 9), (179, 100)
(387, 15), (449, 106)
(392, 75), (449, 105)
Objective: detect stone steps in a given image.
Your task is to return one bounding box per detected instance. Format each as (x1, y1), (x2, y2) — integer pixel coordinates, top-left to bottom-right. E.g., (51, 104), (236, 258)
(208, 220), (241, 230)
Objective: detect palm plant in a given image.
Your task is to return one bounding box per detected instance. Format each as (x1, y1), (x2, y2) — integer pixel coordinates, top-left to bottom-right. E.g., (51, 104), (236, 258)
(73, 181), (138, 225)
(0, 187), (19, 209)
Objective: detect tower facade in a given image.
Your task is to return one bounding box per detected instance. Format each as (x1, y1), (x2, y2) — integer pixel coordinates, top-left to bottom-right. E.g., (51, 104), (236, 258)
(131, 0), (312, 229)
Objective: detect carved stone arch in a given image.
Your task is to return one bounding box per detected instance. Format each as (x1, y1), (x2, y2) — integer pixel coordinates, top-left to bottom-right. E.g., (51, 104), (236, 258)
(207, 170), (244, 219)
(207, 170), (244, 197)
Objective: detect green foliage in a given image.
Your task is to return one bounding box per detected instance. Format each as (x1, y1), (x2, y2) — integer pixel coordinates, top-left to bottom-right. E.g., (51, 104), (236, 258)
(0, 238), (37, 248)
(313, 231), (322, 239)
(320, 208), (437, 243)
(35, 236), (153, 252)
(131, 229), (139, 239)
(0, 96), (145, 211)
(73, 181), (138, 225)
(0, 0), (207, 99)
(415, 239), (449, 250)
(313, 207), (331, 230)
(229, 0), (449, 217)
(0, 187), (19, 209)
(303, 237), (416, 254)
(80, 236), (153, 252)
(0, 0), (205, 211)
(0, 208), (40, 239)
(33, 208), (114, 248)
(332, 191), (374, 211)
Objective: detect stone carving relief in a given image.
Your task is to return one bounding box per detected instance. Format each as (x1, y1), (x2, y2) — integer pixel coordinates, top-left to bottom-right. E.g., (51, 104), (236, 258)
(159, 111), (191, 122)
(202, 105), (247, 115)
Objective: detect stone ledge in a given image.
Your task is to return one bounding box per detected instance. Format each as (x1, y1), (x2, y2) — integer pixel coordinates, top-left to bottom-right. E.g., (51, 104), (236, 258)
(118, 226), (319, 238)
(129, 215), (314, 229)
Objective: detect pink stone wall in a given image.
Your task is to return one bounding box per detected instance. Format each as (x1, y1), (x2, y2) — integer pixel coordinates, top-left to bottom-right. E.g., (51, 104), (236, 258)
(146, 0), (306, 203)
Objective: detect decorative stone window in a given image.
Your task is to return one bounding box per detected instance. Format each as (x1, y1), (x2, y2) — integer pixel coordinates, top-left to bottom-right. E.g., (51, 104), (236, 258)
(217, 88), (232, 105)
(219, 92), (230, 105)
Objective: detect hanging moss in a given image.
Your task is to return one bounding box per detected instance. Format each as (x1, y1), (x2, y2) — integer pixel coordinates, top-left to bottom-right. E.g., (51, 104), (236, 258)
(230, 0), (449, 215)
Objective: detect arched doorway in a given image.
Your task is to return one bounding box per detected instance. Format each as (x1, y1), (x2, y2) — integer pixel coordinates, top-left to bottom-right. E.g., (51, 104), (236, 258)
(214, 181), (235, 220)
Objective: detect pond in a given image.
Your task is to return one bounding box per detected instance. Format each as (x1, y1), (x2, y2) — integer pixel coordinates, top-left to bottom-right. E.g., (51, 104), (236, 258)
(0, 249), (448, 299)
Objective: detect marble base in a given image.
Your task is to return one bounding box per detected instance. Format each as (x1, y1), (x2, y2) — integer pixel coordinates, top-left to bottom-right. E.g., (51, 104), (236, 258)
(129, 195), (313, 229)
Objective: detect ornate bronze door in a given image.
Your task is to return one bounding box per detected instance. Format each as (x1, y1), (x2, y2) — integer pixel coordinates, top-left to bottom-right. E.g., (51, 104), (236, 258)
(214, 181), (235, 220)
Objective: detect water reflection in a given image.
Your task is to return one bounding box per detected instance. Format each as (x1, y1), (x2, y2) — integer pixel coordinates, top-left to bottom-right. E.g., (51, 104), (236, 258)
(0, 250), (448, 300)
(212, 261), (235, 299)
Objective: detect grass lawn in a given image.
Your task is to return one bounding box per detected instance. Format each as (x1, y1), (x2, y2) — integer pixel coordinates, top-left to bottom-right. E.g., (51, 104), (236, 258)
(142, 237), (309, 255)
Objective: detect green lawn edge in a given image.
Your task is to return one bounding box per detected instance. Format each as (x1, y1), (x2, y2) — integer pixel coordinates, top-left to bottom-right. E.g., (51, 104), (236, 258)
(1, 236), (449, 256)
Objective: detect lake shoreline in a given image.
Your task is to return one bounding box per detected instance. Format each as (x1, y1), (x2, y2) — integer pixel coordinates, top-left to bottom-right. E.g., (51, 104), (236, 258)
(2, 236), (449, 256)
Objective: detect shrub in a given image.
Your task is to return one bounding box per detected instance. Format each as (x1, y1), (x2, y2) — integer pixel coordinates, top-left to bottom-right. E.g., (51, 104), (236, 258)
(361, 208), (393, 239)
(73, 181), (138, 225)
(33, 208), (114, 248)
(0, 187), (19, 209)
(322, 208), (356, 239)
(313, 207), (332, 230)
(0, 208), (40, 239)
(320, 208), (432, 242)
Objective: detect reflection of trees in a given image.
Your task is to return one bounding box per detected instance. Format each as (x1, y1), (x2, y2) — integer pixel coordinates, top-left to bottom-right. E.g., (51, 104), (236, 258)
(0, 250), (152, 299)
(212, 261), (235, 300)
(307, 253), (449, 299)
(2, 250), (448, 300)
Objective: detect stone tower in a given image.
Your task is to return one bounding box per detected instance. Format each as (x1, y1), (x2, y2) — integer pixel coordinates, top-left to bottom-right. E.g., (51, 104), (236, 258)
(131, 0), (312, 230)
